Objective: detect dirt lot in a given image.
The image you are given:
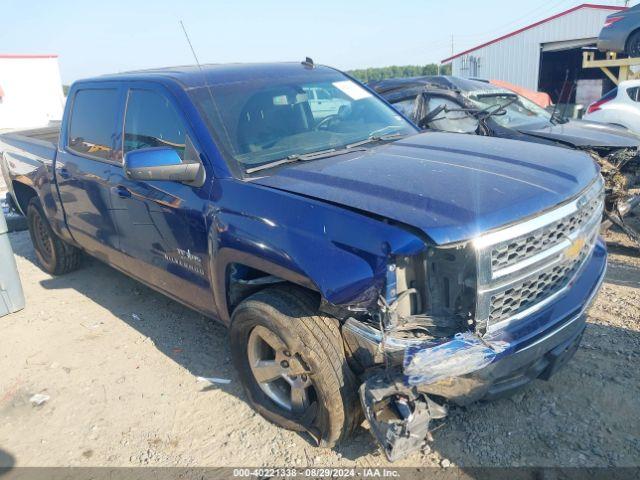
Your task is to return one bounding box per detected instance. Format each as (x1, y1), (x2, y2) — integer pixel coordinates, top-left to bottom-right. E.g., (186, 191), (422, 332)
(0, 222), (639, 469)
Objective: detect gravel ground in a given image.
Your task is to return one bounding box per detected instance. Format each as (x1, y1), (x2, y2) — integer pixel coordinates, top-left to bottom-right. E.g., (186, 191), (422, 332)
(0, 222), (639, 469)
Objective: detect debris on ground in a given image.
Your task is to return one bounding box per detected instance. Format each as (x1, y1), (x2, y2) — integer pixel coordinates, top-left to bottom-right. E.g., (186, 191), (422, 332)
(196, 376), (231, 385)
(589, 148), (640, 248)
(29, 393), (50, 406)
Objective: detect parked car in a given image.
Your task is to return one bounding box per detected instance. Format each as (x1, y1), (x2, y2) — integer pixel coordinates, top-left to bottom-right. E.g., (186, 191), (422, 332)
(0, 62), (607, 461)
(583, 79), (640, 134)
(303, 86), (350, 119)
(372, 75), (640, 247)
(597, 3), (640, 57)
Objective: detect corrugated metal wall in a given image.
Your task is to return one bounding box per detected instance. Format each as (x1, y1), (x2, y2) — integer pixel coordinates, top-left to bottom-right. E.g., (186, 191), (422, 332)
(450, 7), (617, 90)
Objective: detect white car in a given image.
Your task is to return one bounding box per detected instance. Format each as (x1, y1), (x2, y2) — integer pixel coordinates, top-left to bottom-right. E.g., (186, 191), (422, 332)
(304, 86), (350, 119)
(583, 79), (640, 133)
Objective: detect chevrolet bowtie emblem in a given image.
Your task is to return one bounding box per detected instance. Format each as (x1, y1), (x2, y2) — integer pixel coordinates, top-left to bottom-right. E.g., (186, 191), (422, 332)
(565, 237), (586, 259)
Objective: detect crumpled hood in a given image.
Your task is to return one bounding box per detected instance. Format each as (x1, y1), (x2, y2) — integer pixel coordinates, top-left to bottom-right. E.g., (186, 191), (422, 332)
(251, 132), (599, 245)
(517, 119), (640, 149)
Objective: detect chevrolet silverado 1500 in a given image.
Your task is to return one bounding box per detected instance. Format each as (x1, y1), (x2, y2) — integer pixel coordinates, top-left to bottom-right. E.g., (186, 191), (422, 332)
(0, 62), (607, 460)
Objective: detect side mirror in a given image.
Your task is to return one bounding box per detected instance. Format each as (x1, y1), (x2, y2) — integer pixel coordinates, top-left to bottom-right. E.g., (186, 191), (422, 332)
(124, 147), (200, 183)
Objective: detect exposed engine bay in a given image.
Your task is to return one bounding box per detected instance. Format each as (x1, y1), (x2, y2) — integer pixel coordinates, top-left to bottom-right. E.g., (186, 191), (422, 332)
(587, 146), (640, 246)
(336, 243), (510, 461)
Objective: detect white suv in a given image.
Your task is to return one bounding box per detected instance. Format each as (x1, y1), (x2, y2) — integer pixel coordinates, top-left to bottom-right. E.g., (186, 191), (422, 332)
(583, 79), (640, 134)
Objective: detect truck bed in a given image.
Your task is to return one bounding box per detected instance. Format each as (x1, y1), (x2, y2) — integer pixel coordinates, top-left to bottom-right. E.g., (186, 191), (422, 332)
(1, 124), (61, 148)
(0, 125), (60, 201)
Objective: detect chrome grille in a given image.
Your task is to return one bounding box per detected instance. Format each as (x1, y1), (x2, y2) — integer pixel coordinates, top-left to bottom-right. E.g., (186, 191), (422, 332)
(490, 193), (601, 271)
(488, 233), (593, 324)
(474, 177), (605, 333)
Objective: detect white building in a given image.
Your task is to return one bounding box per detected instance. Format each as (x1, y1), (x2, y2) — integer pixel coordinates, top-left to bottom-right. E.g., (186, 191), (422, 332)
(0, 55), (65, 131)
(442, 3), (627, 104)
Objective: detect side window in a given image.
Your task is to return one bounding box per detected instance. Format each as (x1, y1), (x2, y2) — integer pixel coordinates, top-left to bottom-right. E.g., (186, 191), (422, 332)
(316, 89), (331, 100)
(68, 89), (119, 161)
(392, 98), (417, 118)
(124, 89), (187, 159)
(627, 86), (640, 102)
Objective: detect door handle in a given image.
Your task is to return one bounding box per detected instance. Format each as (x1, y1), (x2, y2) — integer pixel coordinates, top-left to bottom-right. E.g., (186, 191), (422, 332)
(58, 167), (71, 179)
(111, 185), (132, 198)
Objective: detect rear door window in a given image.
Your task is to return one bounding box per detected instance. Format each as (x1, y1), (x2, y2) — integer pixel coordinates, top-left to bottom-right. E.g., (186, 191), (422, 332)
(627, 86), (640, 102)
(68, 88), (120, 161)
(123, 89), (187, 159)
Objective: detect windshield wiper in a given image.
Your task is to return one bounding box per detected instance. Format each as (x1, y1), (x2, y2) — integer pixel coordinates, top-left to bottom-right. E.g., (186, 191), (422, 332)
(245, 147), (366, 174)
(474, 96), (519, 120)
(346, 132), (406, 149)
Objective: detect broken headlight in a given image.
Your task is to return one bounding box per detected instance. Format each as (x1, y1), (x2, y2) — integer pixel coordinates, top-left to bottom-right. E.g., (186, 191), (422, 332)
(391, 242), (477, 338)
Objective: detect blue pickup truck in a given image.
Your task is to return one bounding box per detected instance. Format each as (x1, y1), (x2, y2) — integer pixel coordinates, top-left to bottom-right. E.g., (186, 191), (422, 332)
(0, 61), (607, 460)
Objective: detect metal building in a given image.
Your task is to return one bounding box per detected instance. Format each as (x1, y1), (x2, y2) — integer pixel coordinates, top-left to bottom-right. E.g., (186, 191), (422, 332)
(442, 3), (627, 105)
(0, 55), (65, 131)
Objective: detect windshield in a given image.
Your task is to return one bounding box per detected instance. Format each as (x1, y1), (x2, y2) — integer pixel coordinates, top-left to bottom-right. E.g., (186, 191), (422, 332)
(189, 68), (417, 173)
(464, 90), (553, 128)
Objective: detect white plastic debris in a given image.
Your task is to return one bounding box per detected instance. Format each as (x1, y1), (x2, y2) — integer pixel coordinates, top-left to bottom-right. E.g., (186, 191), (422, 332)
(196, 376), (231, 385)
(132, 313), (141, 321)
(403, 332), (509, 385)
(29, 393), (50, 406)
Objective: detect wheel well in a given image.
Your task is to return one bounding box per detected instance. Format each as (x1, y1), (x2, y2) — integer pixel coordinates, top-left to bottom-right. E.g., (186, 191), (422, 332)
(626, 27), (640, 52)
(11, 181), (38, 215)
(226, 263), (320, 316)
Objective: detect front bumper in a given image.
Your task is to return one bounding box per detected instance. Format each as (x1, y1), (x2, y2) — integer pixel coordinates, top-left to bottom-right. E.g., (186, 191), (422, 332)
(358, 239), (607, 461)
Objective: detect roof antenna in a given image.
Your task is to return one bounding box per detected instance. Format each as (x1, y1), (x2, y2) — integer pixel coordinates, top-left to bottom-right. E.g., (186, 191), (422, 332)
(179, 21), (225, 122)
(302, 57), (315, 69)
(180, 20), (203, 69)
(179, 21), (231, 161)
(179, 20), (217, 100)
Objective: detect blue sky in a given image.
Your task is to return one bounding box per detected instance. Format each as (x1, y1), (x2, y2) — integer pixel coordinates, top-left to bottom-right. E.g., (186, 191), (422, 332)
(0, 0), (631, 83)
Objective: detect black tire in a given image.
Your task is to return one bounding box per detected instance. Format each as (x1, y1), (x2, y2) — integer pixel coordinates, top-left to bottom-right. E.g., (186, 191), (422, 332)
(27, 197), (82, 275)
(229, 286), (360, 447)
(626, 30), (640, 58)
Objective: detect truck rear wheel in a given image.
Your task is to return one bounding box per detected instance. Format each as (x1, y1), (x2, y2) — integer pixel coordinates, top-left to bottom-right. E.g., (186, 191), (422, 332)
(27, 198), (82, 275)
(229, 286), (360, 447)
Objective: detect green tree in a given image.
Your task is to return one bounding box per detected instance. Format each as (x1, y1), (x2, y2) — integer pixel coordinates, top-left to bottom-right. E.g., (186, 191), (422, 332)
(347, 63), (449, 83)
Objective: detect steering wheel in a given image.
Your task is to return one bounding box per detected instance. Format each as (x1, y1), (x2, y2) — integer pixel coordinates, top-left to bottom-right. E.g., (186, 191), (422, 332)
(315, 114), (340, 131)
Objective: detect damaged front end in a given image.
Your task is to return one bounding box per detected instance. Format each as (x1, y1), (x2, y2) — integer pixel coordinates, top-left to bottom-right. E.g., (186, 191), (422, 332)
(357, 330), (508, 462)
(587, 146), (640, 246)
(358, 372), (447, 462)
(339, 177), (606, 461)
(339, 242), (508, 461)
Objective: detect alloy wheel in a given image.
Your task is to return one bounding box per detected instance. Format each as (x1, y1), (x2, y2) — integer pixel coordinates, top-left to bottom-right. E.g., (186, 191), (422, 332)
(247, 325), (314, 412)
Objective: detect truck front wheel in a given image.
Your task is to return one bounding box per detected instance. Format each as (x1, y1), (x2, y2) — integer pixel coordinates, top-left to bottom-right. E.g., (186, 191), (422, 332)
(27, 198), (82, 275)
(229, 286), (360, 447)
